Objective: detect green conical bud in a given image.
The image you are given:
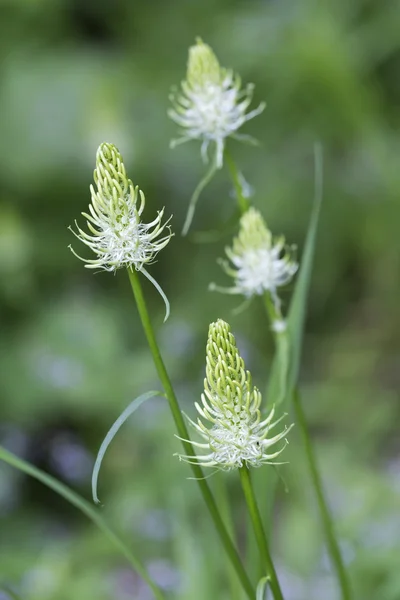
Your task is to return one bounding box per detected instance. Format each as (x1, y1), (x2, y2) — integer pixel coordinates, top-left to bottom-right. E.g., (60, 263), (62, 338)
(176, 319), (292, 470)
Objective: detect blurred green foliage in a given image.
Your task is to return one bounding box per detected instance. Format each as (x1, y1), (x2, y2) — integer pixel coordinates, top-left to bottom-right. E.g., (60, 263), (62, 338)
(0, 0), (399, 599)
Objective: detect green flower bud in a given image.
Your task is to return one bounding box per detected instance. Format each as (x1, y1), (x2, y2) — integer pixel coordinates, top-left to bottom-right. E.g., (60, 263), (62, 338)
(177, 319), (292, 470)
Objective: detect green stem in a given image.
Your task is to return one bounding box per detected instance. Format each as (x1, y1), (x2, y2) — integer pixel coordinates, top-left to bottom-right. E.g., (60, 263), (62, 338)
(293, 391), (352, 600)
(0, 446), (165, 600)
(127, 268), (255, 600)
(239, 467), (284, 600)
(182, 157), (218, 236)
(224, 148), (249, 214)
(213, 474), (241, 600)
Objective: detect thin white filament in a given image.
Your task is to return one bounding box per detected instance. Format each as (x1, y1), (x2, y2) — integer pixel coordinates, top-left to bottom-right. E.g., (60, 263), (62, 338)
(140, 267), (171, 323)
(92, 390), (165, 504)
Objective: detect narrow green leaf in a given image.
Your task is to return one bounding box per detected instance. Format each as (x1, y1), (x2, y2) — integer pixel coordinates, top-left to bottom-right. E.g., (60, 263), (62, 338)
(92, 390), (165, 504)
(0, 446), (165, 600)
(266, 143), (323, 407)
(140, 268), (170, 323)
(287, 143), (323, 389)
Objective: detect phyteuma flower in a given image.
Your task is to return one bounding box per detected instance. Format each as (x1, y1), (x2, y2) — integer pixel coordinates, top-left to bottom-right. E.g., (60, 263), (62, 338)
(176, 319), (292, 470)
(209, 208), (298, 312)
(69, 142), (173, 320)
(168, 38), (265, 169)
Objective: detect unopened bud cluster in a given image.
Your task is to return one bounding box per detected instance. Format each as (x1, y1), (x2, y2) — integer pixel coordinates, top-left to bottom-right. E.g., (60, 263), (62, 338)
(177, 319), (292, 470)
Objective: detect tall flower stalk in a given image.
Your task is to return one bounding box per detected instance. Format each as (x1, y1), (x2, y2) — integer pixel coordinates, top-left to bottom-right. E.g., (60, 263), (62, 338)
(70, 143), (255, 600)
(127, 270), (254, 599)
(179, 319), (290, 600)
(239, 466), (284, 600)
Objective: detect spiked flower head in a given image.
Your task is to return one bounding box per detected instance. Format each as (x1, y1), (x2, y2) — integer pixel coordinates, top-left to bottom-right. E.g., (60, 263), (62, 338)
(177, 319), (292, 470)
(70, 143), (172, 272)
(169, 38), (265, 168)
(69, 143), (173, 319)
(210, 208), (298, 308)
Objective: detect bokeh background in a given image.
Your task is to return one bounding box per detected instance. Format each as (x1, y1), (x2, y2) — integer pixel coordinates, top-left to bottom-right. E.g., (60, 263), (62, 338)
(1, 1), (399, 599)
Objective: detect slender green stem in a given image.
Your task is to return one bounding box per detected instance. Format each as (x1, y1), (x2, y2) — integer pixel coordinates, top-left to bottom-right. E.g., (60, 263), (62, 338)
(224, 148), (249, 214)
(239, 467), (284, 600)
(213, 474), (241, 600)
(0, 446), (165, 600)
(293, 391), (352, 600)
(127, 268), (255, 600)
(182, 156), (218, 236)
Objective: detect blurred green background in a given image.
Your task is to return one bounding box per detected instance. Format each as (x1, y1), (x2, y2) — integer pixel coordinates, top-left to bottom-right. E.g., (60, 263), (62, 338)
(0, 0), (399, 599)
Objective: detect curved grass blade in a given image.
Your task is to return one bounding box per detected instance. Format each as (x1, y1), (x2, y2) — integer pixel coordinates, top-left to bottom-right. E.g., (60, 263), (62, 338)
(0, 446), (165, 600)
(286, 142), (323, 390)
(140, 268), (170, 323)
(260, 143), (324, 540)
(266, 143), (323, 408)
(92, 390), (165, 504)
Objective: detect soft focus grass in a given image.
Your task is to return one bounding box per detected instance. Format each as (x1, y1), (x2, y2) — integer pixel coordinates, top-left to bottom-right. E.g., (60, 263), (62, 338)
(0, 1), (400, 599)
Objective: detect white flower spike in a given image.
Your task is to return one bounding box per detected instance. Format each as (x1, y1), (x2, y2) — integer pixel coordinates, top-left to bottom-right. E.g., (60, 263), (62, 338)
(169, 38), (265, 169)
(210, 208), (298, 311)
(176, 319), (293, 470)
(69, 142), (173, 320)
